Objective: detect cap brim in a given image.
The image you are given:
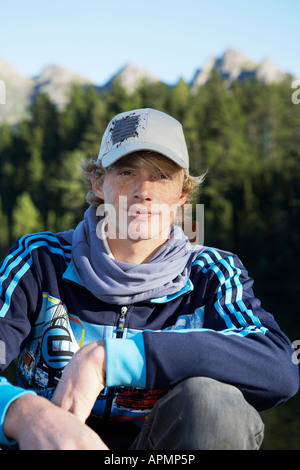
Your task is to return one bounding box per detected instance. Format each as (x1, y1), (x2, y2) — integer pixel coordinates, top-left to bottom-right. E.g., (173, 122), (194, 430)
(100, 143), (188, 169)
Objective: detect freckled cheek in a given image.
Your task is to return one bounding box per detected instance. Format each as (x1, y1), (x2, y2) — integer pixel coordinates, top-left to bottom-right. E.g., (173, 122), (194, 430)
(163, 185), (183, 206)
(102, 184), (127, 205)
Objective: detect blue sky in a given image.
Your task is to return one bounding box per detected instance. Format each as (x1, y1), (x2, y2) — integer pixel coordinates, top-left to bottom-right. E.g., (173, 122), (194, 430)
(1, 0), (299, 85)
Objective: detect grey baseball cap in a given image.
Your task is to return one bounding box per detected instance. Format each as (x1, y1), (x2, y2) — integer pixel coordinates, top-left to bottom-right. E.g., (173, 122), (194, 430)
(98, 108), (189, 169)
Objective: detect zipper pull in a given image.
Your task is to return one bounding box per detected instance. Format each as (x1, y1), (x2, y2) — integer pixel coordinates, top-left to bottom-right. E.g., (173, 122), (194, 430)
(117, 306), (128, 336)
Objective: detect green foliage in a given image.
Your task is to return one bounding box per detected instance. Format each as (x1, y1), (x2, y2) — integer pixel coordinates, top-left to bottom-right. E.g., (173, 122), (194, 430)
(0, 76), (299, 448)
(12, 192), (43, 238)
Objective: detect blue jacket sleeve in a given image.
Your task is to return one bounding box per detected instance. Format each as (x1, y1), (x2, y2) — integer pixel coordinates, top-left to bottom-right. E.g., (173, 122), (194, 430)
(0, 377), (36, 445)
(106, 250), (299, 411)
(0, 236), (43, 374)
(0, 236), (41, 445)
(142, 250), (299, 410)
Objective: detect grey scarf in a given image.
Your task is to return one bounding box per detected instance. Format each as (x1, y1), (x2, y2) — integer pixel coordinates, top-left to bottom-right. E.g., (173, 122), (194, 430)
(71, 206), (199, 305)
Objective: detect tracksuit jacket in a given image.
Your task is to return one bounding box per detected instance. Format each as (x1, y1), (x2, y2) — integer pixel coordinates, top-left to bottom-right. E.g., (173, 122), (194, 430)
(0, 208), (299, 445)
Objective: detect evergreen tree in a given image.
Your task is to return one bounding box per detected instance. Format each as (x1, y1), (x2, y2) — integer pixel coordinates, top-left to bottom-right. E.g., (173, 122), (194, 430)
(12, 192), (43, 239)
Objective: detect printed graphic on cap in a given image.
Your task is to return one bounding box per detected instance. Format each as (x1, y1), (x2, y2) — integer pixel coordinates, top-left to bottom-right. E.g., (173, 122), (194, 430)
(111, 114), (140, 145)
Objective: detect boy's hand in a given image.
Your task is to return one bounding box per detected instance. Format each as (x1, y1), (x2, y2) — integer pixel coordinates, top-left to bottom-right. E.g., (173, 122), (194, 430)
(52, 341), (106, 423)
(4, 394), (108, 450)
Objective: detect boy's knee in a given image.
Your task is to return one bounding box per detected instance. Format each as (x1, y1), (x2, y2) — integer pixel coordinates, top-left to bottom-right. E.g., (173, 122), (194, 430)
(162, 377), (264, 450)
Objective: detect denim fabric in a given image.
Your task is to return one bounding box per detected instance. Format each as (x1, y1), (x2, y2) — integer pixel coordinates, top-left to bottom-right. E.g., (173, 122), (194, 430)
(130, 377), (264, 450)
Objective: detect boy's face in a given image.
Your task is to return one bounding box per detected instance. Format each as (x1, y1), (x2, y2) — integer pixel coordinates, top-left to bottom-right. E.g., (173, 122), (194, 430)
(93, 157), (187, 242)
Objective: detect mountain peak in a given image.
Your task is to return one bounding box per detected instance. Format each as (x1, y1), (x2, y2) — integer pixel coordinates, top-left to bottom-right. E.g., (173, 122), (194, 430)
(32, 64), (93, 107)
(34, 64), (92, 85)
(190, 48), (286, 90)
(105, 62), (158, 94)
(217, 48), (256, 74)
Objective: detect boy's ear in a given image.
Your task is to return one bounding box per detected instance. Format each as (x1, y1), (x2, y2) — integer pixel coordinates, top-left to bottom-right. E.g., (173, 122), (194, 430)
(91, 176), (104, 199)
(178, 193), (188, 206)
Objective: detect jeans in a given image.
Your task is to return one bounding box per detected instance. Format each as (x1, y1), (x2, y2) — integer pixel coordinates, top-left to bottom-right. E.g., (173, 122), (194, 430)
(130, 377), (264, 450)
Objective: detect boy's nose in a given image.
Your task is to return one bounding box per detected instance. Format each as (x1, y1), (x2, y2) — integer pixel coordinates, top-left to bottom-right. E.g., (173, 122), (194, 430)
(133, 178), (154, 201)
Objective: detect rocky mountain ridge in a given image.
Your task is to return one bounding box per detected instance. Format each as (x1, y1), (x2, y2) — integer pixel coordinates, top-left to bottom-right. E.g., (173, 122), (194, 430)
(190, 49), (287, 90)
(0, 49), (292, 125)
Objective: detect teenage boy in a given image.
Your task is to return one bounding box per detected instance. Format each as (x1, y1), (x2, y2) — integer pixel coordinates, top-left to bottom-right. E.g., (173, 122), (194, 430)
(0, 108), (298, 450)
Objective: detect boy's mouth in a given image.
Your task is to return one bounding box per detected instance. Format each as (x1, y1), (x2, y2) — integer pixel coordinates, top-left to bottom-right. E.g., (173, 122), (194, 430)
(127, 205), (159, 220)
